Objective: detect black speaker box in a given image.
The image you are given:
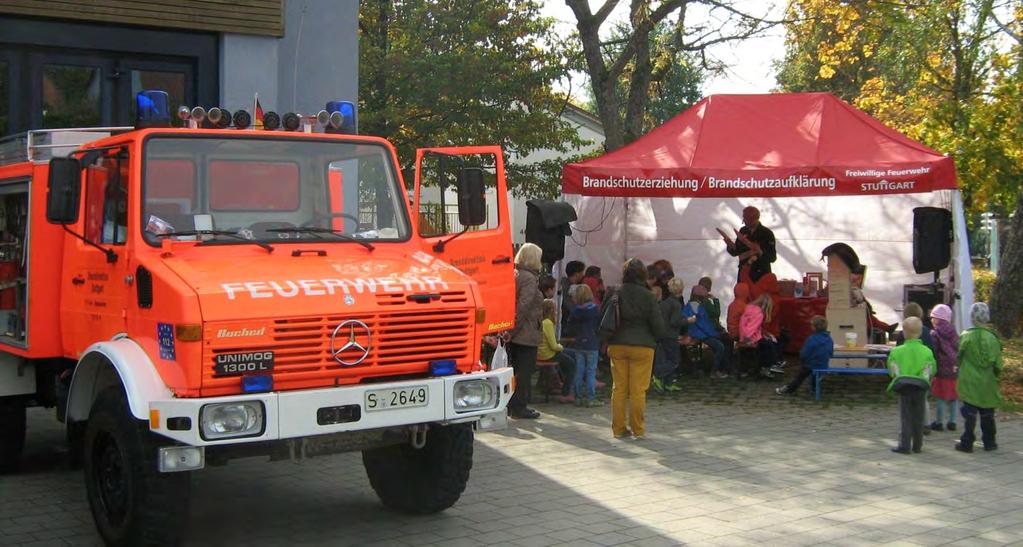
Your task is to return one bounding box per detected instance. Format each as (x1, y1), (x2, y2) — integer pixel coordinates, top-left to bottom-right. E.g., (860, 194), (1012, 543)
(525, 200), (577, 264)
(912, 207), (952, 274)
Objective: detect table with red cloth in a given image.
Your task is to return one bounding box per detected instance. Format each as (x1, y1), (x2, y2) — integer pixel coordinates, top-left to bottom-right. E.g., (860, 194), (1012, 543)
(779, 296), (828, 353)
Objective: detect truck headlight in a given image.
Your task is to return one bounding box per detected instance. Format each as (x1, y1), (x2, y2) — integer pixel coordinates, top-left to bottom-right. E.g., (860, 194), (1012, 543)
(199, 402), (264, 440)
(453, 379), (498, 412)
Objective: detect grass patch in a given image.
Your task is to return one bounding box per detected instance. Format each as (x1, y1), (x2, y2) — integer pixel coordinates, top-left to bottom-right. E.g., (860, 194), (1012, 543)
(1001, 337), (1023, 413)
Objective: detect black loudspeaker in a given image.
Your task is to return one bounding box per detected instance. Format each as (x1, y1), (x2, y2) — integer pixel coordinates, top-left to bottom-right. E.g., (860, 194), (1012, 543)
(525, 200), (578, 264)
(912, 207), (952, 274)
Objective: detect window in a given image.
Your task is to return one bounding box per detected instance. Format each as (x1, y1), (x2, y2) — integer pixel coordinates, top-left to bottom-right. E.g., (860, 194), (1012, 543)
(85, 155), (128, 245)
(0, 18), (215, 137)
(417, 152), (500, 238)
(42, 65), (101, 128)
(143, 137), (410, 245)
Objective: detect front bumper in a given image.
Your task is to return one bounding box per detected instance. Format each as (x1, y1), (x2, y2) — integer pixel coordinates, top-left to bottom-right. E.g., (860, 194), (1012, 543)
(148, 367), (513, 447)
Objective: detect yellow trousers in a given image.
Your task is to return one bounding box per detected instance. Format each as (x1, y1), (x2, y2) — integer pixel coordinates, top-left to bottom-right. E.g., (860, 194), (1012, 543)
(608, 344), (655, 437)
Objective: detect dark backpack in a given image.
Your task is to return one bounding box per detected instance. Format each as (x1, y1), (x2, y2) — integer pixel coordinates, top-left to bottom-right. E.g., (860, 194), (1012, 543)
(598, 294), (620, 339)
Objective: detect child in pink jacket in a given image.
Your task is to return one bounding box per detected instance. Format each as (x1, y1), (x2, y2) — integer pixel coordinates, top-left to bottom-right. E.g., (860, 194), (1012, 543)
(739, 294), (779, 379)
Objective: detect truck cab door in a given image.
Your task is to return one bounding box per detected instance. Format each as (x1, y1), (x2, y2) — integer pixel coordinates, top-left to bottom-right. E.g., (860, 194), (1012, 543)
(61, 151), (131, 356)
(413, 146), (515, 334)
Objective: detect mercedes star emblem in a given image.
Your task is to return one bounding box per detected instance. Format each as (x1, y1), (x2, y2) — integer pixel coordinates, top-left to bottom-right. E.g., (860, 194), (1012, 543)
(329, 319), (372, 366)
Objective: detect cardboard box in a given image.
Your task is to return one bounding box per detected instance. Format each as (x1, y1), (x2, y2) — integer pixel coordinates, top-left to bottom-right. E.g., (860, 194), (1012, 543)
(828, 355), (869, 369)
(827, 307), (868, 349)
(827, 256), (852, 308)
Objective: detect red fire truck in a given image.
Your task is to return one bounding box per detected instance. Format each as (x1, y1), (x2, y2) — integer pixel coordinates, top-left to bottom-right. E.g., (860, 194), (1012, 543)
(0, 91), (516, 545)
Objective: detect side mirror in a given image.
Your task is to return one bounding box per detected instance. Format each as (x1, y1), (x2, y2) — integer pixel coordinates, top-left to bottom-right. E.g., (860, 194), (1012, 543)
(46, 157), (82, 224)
(456, 168), (486, 227)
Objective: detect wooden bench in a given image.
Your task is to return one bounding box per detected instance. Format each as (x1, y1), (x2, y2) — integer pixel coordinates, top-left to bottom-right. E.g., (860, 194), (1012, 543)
(812, 364), (889, 400)
(535, 359), (561, 403)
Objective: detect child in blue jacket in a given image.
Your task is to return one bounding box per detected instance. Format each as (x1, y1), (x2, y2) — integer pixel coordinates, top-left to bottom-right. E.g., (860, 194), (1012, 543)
(683, 285), (732, 378)
(776, 316), (834, 395)
(568, 285), (602, 406)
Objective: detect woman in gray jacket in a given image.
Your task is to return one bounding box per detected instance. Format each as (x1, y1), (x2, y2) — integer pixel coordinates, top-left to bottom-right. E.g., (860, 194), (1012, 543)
(507, 243), (544, 419)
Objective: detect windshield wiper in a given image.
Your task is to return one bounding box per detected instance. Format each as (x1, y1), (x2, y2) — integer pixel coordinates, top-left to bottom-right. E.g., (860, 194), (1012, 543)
(155, 230), (274, 253)
(266, 227), (375, 251)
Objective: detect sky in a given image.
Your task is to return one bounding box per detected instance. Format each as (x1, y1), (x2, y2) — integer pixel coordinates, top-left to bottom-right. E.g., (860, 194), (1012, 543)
(539, 1), (788, 101)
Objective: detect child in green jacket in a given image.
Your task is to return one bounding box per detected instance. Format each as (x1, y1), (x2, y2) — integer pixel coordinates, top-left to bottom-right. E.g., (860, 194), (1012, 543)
(887, 317), (936, 454)
(955, 302), (1003, 453)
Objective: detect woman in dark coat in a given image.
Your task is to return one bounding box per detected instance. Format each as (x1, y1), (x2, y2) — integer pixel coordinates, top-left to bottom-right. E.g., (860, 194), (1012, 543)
(607, 259), (669, 439)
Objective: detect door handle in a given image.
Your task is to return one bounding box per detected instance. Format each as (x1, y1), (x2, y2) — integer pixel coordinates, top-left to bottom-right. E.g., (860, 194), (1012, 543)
(492, 255), (511, 264)
(71, 276), (85, 286)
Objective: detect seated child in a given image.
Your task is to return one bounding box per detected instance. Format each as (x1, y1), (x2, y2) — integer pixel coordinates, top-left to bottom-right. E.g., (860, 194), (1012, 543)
(538, 299), (576, 403)
(683, 285), (732, 379)
(738, 294), (780, 379)
(886, 317), (936, 454)
(568, 285), (601, 406)
(727, 282), (751, 342)
(653, 278), (685, 392)
(776, 315), (833, 395)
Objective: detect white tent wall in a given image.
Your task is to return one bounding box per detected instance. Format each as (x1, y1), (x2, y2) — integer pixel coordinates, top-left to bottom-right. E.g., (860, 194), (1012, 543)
(564, 191), (973, 329)
(951, 190), (975, 331)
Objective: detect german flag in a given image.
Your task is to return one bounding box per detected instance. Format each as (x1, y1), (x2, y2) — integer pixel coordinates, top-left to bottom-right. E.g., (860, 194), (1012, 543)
(254, 94), (265, 129)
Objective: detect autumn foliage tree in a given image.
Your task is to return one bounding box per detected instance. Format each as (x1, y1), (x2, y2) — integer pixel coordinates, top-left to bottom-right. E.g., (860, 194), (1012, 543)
(779, 0), (1023, 335)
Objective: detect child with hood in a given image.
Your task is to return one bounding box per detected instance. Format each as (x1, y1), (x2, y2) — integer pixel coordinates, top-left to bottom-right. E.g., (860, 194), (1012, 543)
(727, 283), (751, 341)
(955, 302), (1003, 453)
(927, 304), (959, 431)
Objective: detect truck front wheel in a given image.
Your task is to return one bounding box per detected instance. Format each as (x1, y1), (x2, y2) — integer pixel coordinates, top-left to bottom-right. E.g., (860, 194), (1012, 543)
(83, 388), (190, 546)
(0, 397), (26, 473)
(362, 423), (474, 514)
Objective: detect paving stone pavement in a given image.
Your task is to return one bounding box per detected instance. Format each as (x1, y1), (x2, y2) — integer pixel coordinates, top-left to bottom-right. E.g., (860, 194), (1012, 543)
(2, 383), (1022, 546)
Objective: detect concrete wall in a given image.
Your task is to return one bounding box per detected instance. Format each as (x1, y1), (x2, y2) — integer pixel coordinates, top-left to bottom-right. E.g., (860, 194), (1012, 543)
(220, 0), (358, 120)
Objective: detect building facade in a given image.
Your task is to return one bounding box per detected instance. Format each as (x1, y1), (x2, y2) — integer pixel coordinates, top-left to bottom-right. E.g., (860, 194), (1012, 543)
(0, 0), (358, 137)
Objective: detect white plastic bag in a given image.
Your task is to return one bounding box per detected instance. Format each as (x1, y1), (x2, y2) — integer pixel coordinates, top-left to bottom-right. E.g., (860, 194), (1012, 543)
(491, 340), (509, 369)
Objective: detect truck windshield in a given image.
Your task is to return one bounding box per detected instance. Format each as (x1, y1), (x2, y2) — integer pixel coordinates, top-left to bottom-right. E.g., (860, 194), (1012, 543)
(141, 136), (410, 246)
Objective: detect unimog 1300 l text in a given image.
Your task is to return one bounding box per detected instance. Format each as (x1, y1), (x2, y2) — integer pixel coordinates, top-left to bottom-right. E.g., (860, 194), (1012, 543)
(0, 91), (516, 545)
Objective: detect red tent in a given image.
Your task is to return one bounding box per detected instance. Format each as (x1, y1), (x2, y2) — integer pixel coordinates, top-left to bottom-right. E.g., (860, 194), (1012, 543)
(562, 92), (957, 198)
(558, 92), (973, 331)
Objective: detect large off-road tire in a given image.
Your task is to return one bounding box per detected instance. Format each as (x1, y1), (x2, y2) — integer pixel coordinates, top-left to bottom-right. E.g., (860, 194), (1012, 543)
(83, 388), (190, 546)
(0, 397), (26, 473)
(362, 423), (474, 514)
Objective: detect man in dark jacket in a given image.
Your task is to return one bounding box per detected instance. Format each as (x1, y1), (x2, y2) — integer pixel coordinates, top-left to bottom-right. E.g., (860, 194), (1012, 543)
(559, 260), (585, 335)
(724, 206), (776, 283)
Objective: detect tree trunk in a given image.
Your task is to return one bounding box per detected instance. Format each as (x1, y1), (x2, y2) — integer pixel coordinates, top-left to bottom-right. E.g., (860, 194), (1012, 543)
(989, 189), (1023, 337)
